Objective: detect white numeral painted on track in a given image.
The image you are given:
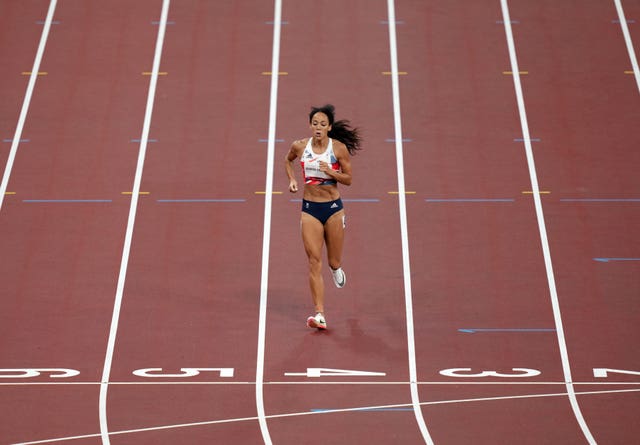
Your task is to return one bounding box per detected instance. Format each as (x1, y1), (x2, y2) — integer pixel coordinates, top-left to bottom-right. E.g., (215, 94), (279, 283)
(439, 368), (541, 378)
(284, 368), (386, 378)
(132, 368), (234, 378)
(593, 368), (640, 378)
(0, 368), (80, 378)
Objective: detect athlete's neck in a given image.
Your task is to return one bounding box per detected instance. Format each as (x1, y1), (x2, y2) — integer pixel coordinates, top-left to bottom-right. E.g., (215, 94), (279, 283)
(311, 136), (329, 149)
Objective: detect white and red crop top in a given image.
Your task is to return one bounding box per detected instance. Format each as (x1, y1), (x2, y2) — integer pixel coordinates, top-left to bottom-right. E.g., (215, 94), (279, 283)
(300, 138), (340, 185)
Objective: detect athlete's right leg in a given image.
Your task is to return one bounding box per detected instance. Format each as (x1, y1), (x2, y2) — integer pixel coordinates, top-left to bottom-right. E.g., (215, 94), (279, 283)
(301, 212), (326, 314)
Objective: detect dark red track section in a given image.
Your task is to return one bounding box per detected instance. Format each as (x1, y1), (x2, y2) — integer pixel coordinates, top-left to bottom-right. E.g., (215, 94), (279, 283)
(106, 1), (273, 443)
(1, 1), (638, 444)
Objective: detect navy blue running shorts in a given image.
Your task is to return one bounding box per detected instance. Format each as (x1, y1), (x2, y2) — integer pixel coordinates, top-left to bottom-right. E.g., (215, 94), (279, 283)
(302, 198), (344, 225)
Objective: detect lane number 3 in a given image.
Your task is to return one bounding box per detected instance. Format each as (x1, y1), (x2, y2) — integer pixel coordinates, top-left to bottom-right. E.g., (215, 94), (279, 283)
(439, 368), (542, 378)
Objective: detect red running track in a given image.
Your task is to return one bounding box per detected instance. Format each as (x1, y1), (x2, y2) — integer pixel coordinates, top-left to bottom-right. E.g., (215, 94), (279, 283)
(0, 0), (638, 444)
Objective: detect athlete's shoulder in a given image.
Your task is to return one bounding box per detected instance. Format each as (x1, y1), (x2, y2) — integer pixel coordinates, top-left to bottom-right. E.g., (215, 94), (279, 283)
(291, 138), (309, 154)
(331, 139), (349, 155)
(292, 138), (308, 148)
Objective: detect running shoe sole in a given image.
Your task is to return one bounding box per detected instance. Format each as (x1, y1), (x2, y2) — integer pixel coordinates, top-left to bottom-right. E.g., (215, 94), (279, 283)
(332, 268), (346, 288)
(307, 316), (327, 330)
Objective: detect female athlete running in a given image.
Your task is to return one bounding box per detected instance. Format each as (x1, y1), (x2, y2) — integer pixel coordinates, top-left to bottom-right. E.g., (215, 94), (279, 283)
(284, 104), (362, 330)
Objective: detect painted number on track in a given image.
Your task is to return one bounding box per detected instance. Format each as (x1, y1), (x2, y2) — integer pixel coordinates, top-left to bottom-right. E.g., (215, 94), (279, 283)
(284, 368), (387, 378)
(593, 368), (640, 378)
(132, 368), (234, 378)
(439, 368), (541, 378)
(0, 368), (80, 378)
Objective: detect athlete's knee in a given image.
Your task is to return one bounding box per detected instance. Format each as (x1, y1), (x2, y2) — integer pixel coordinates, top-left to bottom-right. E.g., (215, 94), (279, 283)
(328, 257), (341, 270)
(308, 255), (323, 273)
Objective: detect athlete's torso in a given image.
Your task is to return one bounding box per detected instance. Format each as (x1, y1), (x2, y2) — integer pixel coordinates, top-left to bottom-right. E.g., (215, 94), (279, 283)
(300, 138), (340, 186)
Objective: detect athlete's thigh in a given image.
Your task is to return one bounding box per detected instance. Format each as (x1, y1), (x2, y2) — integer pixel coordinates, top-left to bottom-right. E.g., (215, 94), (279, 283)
(301, 212), (325, 260)
(324, 210), (345, 261)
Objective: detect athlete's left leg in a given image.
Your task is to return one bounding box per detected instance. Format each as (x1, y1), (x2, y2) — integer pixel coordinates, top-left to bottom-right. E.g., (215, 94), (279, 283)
(324, 209), (345, 271)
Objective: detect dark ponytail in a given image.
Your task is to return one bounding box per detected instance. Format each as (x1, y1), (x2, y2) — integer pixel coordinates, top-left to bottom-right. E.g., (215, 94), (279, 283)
(309, 104), (362, 155)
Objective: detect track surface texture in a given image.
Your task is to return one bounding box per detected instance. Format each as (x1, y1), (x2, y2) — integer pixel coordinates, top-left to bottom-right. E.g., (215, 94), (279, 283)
(0, 1), (638, 444)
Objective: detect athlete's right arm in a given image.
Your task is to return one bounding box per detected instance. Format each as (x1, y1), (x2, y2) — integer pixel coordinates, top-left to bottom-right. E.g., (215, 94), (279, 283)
(285, 140), (304, 193)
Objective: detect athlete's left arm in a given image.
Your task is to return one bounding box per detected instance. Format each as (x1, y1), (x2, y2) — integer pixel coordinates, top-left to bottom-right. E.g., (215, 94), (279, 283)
(321, 142), (352, 186)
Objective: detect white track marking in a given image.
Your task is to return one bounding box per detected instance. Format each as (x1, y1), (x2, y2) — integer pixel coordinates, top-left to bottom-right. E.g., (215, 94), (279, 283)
(614, 0), (640, 93)
(254, 0), (282, 443)
(2, 379), (640, 386)
(0, 368), (79, 378)
(386, 1), (434, 443)
(0, 0), (57, 212)
(14, 387), (639, 444)
(500, 1), (597, 443)
(98, 1), (171, 444)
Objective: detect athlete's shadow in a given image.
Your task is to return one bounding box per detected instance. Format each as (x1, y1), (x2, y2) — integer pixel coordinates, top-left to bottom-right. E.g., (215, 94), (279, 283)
(340, 317), (406, 361)
(286, 317), (406, 367)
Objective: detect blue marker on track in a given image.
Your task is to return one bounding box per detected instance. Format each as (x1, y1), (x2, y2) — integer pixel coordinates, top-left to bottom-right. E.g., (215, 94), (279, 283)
(593, 258), (640, 263)
(23, 199), (112, 203)
(311, 407), (412, 413)
(157, 199), (245, 203)
(426, 198), (514, 203)
(458, 328), (556, 333)
(385, 138), (412, 142)
(561, 198), (640, 202)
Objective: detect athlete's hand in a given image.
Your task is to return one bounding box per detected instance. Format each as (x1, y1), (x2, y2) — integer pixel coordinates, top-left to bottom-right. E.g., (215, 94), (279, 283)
(318, 161), (333, 176)
(289, 180), (298, 193)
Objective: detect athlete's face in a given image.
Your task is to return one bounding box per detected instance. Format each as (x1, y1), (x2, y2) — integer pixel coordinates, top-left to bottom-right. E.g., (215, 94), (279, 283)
(310, 112), (331, 140)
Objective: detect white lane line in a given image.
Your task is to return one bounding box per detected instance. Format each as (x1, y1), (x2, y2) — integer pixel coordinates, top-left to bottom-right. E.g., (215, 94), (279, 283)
(255, 0), (282, 443)
(499, 1), (597, 444)
(385, 1), (434, 444)
(0, 0), (57, 212)
(614, 0), (640, 93)
(14, 387), (640, 444)
(98, 1), (171, 444)
(2, 379), (640, 386)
